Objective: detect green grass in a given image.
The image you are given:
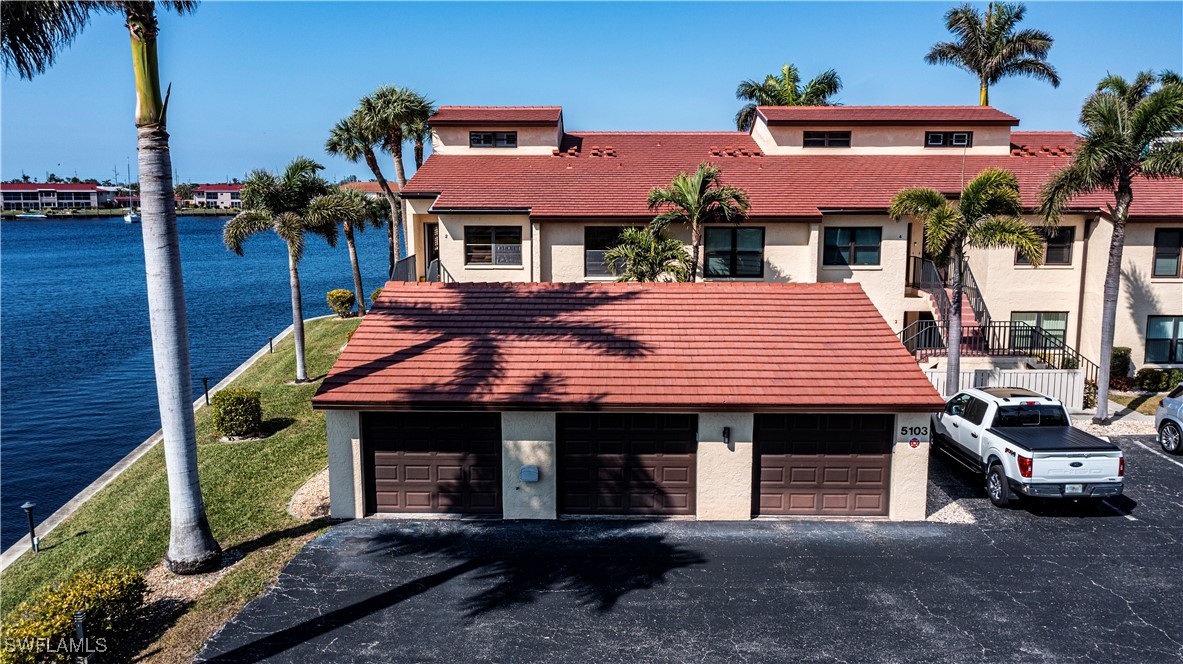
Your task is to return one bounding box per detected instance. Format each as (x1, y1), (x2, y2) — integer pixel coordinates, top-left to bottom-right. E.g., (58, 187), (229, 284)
(1109, 392), (1165, 416)
(0, 317), (358, 636)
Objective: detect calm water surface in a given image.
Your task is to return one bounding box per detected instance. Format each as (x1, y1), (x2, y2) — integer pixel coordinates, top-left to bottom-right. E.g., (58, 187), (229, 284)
(0, 216), (390, 548)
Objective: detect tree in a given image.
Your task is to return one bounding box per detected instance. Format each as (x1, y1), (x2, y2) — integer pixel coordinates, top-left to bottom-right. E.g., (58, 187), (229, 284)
(223, 157), (344, 382)
(326, 112), (401, 275)
(1039, 71), (1183, 423)
(925, 2), (1060, 106)
(734, 64), (842, 131)
(338, 174), (359, 185)
(406, 116), (430, 170)
(647, 163), (749, 282)
(174, 182), (196, 206)
(334, 187), (387, 315)
(890, 168), (1043, 395)
(2, 0), (221, 574)
(605, 226), (692, 282)
(356, 86), (435, 264)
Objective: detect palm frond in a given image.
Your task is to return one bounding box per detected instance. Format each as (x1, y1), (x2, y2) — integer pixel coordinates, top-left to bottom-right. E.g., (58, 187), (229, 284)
(1141, 139), (1183, 179)
(995, 57), (1061, 87)
(605, 226), (691, 283)
(222, 209), (273, 256)
(923, 205), (964, 260)
(1037, 161), (1104, 223)
(888, 188), (947, 220)
(966, 216), (1044, 266)
(800, 69), (842, 105)
(273, 211), (307, 262)
(2, 1), (100, 79)
(959, 168), (1023, 223)
(1130, 83), (1183, 153)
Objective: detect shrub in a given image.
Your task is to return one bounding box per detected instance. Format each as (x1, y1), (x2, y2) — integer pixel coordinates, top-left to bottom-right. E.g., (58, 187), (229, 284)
(1136, 368), (1166, 392)
(1109, 375), (1137, 392)
(1168, 369), (1183, 391)
(326, 289), (356, 318)
(1110, 347), (1132, 378)
(2, 567), (147, 664)
(345, 328), (357, 343)
(1083, 379), (1098, 409)
(211, 387), (262, 438)
(369, 288), (383, 305)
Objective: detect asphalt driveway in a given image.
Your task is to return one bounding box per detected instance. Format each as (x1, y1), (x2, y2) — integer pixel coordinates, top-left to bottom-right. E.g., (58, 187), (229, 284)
(197, 435), (1183, 663)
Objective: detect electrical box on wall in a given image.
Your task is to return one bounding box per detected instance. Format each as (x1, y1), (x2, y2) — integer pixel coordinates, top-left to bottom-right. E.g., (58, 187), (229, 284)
(519, 465), (540, 483)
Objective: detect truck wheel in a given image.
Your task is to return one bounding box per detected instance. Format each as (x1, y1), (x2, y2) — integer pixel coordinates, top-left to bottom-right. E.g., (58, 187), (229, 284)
(986, 464), (1012, 508)
(1160, 421), (1182, 455)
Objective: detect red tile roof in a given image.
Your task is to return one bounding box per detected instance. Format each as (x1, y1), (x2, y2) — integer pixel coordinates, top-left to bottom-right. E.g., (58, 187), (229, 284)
(404, 131), (1182, 220)
(312, 282), (945, 412)
(0, 182), (99, 191)
(429, 106), (563, 126)
(757, 106), (1020, 126)
(195, 184), (242, 193)
(340, 181), (385, 194)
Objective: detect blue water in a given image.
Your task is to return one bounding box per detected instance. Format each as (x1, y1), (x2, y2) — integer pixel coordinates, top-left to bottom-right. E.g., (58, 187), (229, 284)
(0, 216), (391, 548)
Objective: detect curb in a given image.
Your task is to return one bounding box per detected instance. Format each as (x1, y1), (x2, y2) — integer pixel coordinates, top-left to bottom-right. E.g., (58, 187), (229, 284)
(0, 315), (334, 572)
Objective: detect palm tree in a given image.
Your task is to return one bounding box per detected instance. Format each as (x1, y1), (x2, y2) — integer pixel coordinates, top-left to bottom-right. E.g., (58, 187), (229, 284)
(925, 2), (1060, 106)
(223, 157), (345, 382)
(734, 64), (842, 131)
(1039, 71), (1183, 423)
(326, 112), (401, 275)
(335, 187), (387, 315)
(890, 168), (1043, 395)
(2, 0), (222, 574)
(647, 163), (749, 282)
(406, 116), (431, 170)
(605, 227), (692, 282)
(356, 86), (435, 263)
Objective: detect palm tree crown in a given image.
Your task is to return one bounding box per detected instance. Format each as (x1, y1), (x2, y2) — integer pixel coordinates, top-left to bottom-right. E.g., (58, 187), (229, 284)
(734, 63), (842, 131)
(925, 2), (1060, 106)
(1038, 71), (1183, 422)
(648, 163), (750, 282)
(605, 226), (692, 283)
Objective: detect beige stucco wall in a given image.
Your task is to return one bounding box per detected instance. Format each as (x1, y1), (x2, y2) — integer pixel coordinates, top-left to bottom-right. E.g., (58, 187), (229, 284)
(432, 125), (561, 155)
(1096, 221), (1183, 369)
(750, 116), (1011, 156)
(501, 412), (558, 519)
(889, 412), (931, 521)
(696, 413), (754, 520)
(326, 410), (362, 519)
(437, 213), (533, 282)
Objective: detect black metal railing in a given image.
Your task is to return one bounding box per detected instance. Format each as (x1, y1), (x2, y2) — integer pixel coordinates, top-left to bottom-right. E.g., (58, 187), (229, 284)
(425, 258), (454, 283)
(898, 320), (1098, 384)
(391, 254), (417, 282)
(960, 261), (991, 327)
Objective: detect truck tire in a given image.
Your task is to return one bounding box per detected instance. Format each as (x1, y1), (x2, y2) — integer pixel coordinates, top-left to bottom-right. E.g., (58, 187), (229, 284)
(986, 464), (1013, 508)
(1160, 421), (1182, 455)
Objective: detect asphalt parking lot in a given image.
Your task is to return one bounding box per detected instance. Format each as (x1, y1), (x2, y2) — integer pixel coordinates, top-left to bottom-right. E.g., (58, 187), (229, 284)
(198, 434), (1183, 663)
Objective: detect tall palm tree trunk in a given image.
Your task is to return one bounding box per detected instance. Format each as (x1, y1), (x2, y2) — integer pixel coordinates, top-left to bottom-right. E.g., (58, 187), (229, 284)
(362, 148), (400, 276)
(945, 254), (965, 395)
(288, 248), (308, 382)
(345, 224), (365, 316)
(129, 8), (220, 575)
(1093, 186), (1133, 423)
(390, 138), (409, 263)
(689, 227), (701, 282)
(414, 138), (425, 170)
(980, 80), (989, 106)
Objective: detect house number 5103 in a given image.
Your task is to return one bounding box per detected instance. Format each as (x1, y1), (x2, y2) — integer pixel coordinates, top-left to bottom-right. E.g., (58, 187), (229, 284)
(900, 426), (928, 436)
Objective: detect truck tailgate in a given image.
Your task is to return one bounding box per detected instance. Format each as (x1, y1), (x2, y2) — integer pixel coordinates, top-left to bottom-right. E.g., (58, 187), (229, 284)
(1032, 451), (1122, 483)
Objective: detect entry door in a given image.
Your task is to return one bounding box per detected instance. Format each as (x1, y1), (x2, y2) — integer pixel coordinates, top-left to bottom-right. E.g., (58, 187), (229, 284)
(425, 222), (440, 266)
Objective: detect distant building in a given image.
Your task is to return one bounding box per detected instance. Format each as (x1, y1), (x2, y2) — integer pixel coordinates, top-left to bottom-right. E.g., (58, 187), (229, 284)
(192, 184), (243, 209)
(0, 183), (116, 210)
(340, 181), (389, 199)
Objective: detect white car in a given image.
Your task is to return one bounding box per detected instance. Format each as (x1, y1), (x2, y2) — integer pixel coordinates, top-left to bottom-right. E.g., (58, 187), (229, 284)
(933, 387), (1125, 507)
(1156, 383), (1183, 454)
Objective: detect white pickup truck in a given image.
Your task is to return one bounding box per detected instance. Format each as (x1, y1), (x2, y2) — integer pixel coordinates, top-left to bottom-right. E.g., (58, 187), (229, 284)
(932, 387), (1125, 507)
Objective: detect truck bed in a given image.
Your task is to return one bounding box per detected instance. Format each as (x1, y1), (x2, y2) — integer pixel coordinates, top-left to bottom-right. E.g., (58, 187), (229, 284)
(989, 426), (1120, 452)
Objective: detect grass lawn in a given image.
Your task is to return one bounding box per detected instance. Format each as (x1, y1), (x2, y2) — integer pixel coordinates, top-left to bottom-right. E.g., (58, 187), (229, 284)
(0, 316), (359, 661)
(1109, 392), (1165, 416)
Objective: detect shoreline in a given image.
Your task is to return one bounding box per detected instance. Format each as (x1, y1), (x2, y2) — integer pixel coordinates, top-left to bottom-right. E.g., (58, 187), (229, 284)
(1, 209), (234, 220)
(0, 315), (334, 572)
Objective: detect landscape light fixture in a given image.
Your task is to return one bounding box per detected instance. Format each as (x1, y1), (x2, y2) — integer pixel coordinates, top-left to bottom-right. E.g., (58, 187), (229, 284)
(21, 501), (38, 553)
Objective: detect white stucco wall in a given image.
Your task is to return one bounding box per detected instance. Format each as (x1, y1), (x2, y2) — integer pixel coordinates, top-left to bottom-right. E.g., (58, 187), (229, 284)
(437, 213), (533, 282)
(750, 116), (1011, 156)
(326, 410), (362, 519)
(501, 412), (558, 519)
(1103, 221), (1183, 369)
(889, 412), (932, 521)
(432, 125), (561, 155)
(696, 413), (754, 520)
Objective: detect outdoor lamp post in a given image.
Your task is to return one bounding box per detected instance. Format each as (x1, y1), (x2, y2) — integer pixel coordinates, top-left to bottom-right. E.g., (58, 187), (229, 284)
(21, 501), (39, 552)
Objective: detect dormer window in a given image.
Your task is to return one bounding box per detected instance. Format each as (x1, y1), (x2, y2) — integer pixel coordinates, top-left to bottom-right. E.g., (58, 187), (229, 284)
(803, 131), (851, 148)
(925, 131), (973, 148)
(470, 131), (518, 148)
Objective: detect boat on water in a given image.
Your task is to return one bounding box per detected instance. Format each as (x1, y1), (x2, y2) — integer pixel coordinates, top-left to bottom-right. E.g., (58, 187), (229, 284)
(124, 210), (141, 224)
(123, 160), (141, 223)
(16, 212), (47, 219)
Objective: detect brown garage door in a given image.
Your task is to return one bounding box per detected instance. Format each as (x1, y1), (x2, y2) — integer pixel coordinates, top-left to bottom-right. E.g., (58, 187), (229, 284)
(362, 412), (501, 515)
(557, 413), (697, 516)
(754, 414), (892, 516)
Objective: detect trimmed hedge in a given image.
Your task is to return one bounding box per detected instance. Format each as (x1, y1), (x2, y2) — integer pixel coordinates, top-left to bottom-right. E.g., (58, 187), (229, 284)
(1134, 368), (1183, 392)
(1, 567), (146, 664)
(1110, 375), (1137, 392)
(326, 289), (356, 318)
(211, 387), (262, 438)
(1111, 347), (1132, 378)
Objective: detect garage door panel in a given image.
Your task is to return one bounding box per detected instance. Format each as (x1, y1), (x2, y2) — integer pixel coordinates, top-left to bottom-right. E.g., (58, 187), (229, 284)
(363, 412), (502, 515)
(754, 414), (891, 517)
(558, 413), (697, 516)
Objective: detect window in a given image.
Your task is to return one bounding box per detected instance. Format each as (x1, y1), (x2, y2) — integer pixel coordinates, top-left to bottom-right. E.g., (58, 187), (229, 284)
(1146, 316), (1183, 364)
(1016, 227), (1075, 265)
(924, 131), (974, 148)
(823, 227), (881, 266)
(703, 227), (764, 277)
(945, 393), (971, 417)
(1011, 312), (1068, 345)
(464, 226), (522, 266)
(584, 227), (635, 277)
(469, 131), (517, 148)
(994, 404), (1069, 427)
(1153, 229), (1182, 278)
(963, 397), (989, 425)
(803, 131), (851, 148)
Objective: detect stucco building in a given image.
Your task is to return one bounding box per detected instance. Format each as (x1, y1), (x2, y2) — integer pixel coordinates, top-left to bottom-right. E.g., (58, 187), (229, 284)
(192, 183), (242, 209)
(0, 182), (115, 210)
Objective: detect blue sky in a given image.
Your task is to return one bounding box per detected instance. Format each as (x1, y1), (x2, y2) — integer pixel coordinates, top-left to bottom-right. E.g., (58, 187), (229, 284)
(2, 1), (1180, 184)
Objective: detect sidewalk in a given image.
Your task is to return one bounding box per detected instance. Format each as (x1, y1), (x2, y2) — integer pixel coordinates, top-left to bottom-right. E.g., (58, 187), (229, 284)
(1071, 400), (1157, 437)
